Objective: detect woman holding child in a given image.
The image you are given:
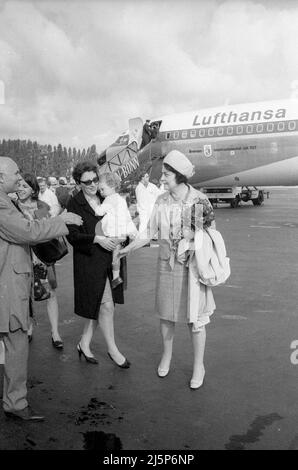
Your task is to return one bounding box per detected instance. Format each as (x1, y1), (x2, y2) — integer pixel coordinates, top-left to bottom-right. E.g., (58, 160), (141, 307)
(120, 150), (216, 389)
(66, 161), (132, 368)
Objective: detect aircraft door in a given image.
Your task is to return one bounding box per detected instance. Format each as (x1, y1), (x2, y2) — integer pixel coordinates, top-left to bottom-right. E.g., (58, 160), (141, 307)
(129, 117), (143, 149)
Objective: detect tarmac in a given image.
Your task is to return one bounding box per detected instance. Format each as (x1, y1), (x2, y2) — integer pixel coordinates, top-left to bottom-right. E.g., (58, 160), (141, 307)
(1, 187), (298, 451)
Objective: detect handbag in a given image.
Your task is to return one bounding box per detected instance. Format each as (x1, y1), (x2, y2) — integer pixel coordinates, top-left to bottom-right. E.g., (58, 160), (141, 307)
(33, 263), (50, 301)
(32, 236), (68, 265)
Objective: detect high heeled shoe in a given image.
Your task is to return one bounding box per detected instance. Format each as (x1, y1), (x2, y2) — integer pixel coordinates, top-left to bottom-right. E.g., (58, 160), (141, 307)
(157, 366), (170, 378)
(52, 337), (63, 349)
(107, 352), (130, 369)
(111, 277), (123, 289)
(190, 367), (205, 390)
(157, 357), (171, 378)
(77, 344), (98, 364)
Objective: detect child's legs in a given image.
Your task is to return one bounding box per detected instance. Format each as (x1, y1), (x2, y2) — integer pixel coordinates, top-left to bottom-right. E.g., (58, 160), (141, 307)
(111, 239), (125, 279)
(112, 245), (121, 279)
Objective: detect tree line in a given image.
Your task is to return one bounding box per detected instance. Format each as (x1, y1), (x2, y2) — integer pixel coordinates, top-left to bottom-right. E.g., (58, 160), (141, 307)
(0, 139), (99, 178)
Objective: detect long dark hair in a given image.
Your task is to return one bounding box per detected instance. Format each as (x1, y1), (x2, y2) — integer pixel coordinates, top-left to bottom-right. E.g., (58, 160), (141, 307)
(22, 173), (40, 200)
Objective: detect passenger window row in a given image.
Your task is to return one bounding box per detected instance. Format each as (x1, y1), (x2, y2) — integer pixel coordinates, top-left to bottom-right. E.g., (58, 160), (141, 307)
(164, 120), (296, 140)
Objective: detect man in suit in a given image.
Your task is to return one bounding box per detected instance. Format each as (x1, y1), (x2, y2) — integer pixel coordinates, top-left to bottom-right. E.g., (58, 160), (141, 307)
(0, 157), (82, 421)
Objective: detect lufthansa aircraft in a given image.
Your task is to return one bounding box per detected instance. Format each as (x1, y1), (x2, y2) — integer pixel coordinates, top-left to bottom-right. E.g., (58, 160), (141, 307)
(98, 99), (298, 206)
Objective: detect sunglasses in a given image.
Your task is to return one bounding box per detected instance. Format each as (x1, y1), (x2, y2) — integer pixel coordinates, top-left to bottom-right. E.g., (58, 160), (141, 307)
(80, 176), (99, 186)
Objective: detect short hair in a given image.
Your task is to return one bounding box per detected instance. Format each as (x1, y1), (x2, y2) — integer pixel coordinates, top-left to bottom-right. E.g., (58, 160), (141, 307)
(48, 176), (57, 186)
(163, 163), (188, 185)
(22, 173), (40, 200)
(138, 171), (149, 183)
(37, 177), (46, 184)
(72, 161), (98, 184)
(98, 172), (121, 191)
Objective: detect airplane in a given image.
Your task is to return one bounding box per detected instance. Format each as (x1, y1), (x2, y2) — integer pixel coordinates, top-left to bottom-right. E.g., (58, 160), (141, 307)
(97, 99), (298, 207)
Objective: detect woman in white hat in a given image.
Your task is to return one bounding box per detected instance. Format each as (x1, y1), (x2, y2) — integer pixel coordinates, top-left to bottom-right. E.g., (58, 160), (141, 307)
(119, 150), (216, 389)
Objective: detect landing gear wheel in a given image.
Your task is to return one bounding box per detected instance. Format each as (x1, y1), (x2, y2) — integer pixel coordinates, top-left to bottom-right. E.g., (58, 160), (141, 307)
(252, 191), (264, 206)
(230, 196), (240, 208)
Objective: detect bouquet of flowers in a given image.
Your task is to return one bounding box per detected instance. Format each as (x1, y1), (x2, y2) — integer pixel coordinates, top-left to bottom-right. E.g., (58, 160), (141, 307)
(190, 197), (215, 231)
(169, 197), (215, 262)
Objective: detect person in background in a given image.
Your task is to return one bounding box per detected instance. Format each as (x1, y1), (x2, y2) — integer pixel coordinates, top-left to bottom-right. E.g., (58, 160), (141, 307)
(0, 157), (82, 421)
(158, 177), (166, 194)
(141, 119), (152, 148)
(66, 161), (130, 369)
(56, 177), (71, 210)
(120, 150), (216, 390)
(135, 172), (160, 237)
(47, 176), (58, 193)
(150, 123), (159, 140)
(69, 182), (81, 199)
(37, 177), (61, 216)
(17, 174), (65, 349)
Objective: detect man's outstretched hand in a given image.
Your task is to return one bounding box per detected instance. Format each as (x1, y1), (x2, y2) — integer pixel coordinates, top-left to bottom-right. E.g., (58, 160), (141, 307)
(60, 210), (83, 226)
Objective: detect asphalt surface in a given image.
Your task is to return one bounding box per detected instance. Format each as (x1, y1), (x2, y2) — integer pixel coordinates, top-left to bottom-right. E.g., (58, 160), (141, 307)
(1, 187), (298, 451)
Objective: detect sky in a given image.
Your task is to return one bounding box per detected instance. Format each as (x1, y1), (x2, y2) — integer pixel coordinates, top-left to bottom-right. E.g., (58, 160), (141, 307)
(0, 0), (298, 152)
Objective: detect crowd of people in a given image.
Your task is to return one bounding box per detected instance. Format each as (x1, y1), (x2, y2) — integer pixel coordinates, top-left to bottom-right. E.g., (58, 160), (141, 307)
(0, 149), (224, 422)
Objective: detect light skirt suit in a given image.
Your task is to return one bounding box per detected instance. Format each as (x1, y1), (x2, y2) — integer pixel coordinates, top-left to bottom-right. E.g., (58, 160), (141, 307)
(148, 186), (216, 324)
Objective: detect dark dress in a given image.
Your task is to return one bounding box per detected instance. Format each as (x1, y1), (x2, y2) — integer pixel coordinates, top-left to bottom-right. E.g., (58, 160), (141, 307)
(66, 190), (124, 320)
(33, 200), (58, 290)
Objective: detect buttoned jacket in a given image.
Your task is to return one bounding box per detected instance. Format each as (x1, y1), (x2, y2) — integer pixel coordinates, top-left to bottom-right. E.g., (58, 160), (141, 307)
(0, 190), (68, 332)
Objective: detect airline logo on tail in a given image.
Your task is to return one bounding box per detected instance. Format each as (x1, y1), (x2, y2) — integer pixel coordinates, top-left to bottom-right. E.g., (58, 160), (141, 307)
(115, 154), (139, 180)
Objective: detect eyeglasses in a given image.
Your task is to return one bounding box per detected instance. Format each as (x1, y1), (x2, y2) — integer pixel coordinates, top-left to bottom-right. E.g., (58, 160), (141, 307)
(80, 176), (99, 186)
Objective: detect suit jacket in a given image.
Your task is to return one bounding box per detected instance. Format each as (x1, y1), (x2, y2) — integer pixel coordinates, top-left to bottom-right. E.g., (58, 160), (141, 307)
(0, 190), (69, 333)
(66, 190), (124, 320)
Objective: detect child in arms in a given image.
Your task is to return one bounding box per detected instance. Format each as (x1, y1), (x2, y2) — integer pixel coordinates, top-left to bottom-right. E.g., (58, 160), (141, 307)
(95, 172), (138, 288)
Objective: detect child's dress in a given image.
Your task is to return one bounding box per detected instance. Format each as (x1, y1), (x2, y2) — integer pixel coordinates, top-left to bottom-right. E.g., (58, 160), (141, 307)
(95, 193), (138, 287)
(95, 193), (137, 239)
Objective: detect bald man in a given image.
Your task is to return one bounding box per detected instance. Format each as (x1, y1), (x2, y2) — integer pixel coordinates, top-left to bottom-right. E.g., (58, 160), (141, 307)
(0, 157), (82, 421)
